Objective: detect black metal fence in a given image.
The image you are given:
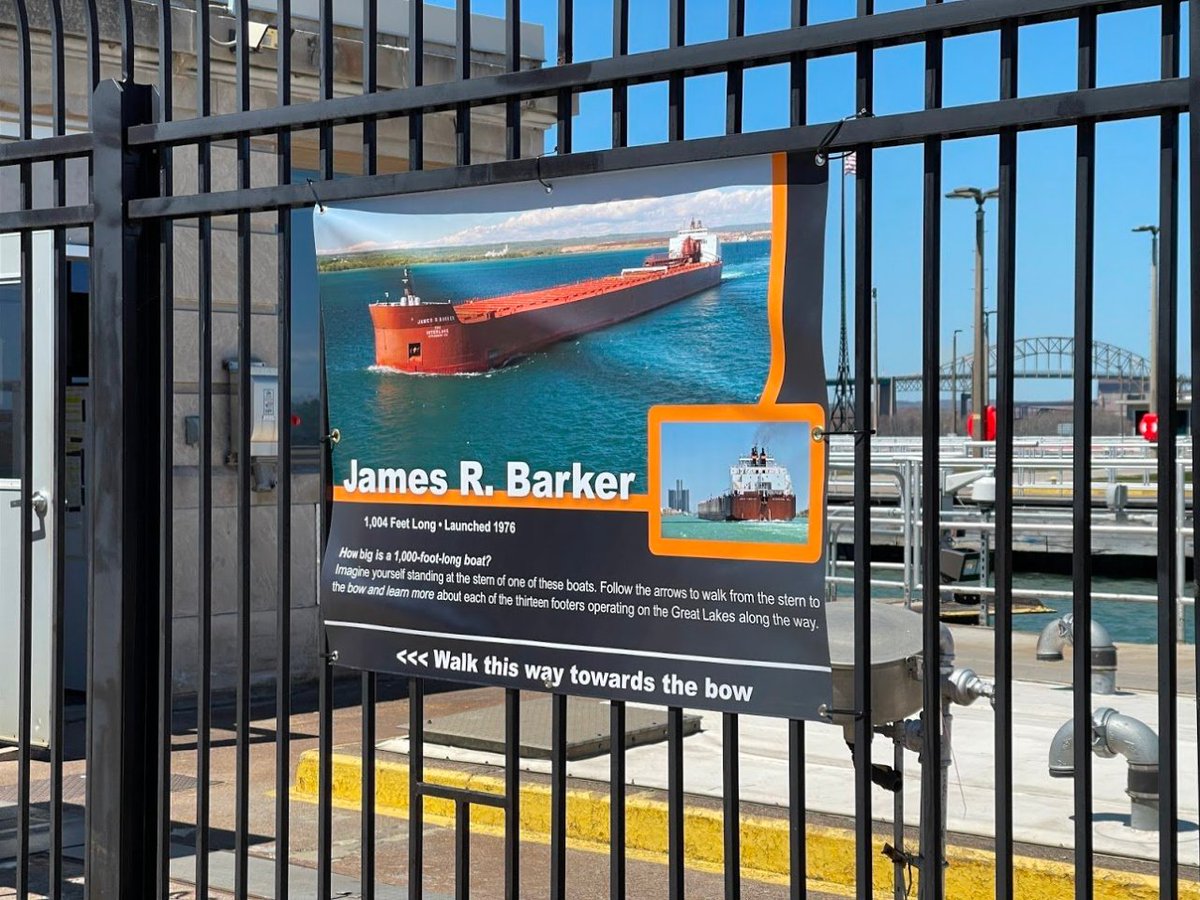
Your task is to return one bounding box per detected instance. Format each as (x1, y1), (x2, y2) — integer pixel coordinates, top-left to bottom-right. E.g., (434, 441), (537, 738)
(0, 0), (1195, 898)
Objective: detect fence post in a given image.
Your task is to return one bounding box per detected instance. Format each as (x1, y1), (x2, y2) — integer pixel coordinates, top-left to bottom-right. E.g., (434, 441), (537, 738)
(85, 79), (162, 899)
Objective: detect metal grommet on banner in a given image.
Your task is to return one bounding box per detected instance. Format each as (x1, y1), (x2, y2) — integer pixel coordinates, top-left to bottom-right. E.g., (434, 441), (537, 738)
(324, 427), (341, 446)
(814, 108), (872, 167)
(306, 177), (327, 213)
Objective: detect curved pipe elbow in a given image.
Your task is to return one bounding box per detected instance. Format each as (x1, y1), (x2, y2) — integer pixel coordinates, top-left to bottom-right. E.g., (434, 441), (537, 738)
(1036, 617), (1069, 661)
(1035, 613), (1116, 661)
(1093, 708), (1158, 769)
(1047, 709), (1158, 774)
(1048, 718), (1076, 777)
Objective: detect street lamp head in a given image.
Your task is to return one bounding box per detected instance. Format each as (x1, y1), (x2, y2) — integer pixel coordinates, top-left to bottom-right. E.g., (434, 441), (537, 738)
(946, 186), (999, 205)
(1132, 224), (1159, 235)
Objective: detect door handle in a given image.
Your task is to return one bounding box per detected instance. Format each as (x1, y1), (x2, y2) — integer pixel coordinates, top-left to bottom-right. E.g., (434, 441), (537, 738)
(30, 490), (49, 517)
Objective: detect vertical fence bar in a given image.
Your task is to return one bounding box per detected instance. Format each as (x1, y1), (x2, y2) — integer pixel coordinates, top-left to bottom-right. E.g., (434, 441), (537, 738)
(612, 0), (629, 149)
(317, 4), (336, 897)
(409, 678), (425, 900)
(852, 2), (875, 894)
(505, 688), (521, 900)
(86, 77), (162, 900)
(118, 0), (135, 82)
(155, 2), (176, 897)
(506, 0), (522, 159)
(456, 803), (472, 900)
(723, 713), (740, 900)
(668, 0), (685, 141)
(360, 7), (379, 899)
(46, 1), (68, 896)
(789, 6), (809, 897)
(1189, 0), (1200, 865)
(918, 2), (944, 895)
(233, 2), (253, 894)
(725, 0), (744, 135)
(13, 2), (32, 894)
(275, 3), (294, 899)
(557, 0), (574, 153)
(993, 18), (1019, 900)
(409, 0), (425, 169)
(551, 693), (568, 900)
(1156, 3), (1181, 894)
(194, 4), (214, 896)
(456, 0), (472, 166)
(610, 701), (626, 900)
(668, 705), (685, 900)
(82, 0), (100, 93)
(1072, 9), (1097, 900)
(788, 719), (806, 900)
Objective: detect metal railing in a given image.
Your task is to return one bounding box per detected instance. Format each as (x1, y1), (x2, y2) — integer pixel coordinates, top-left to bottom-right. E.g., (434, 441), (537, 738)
(0, 1), (1196, 899)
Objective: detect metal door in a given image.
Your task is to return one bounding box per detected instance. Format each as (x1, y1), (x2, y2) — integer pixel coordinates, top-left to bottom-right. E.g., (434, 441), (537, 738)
(0, 230), (57, 748)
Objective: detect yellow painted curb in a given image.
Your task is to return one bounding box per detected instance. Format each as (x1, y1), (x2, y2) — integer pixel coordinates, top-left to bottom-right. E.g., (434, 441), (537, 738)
(293, 749), (1195, 900)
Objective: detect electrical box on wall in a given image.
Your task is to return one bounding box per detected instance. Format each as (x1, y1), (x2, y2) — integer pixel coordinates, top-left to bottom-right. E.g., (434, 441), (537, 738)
(224, 358), (279, 492)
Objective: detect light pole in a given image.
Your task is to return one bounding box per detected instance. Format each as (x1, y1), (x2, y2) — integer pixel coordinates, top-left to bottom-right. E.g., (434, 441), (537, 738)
(1132, 224), (1160, 415)
(952, 328), (964, 435)
(947, 186), (999, 440)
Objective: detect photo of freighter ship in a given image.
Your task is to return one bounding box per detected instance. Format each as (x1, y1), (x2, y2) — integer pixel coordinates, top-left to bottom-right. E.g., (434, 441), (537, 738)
(697, 446), (798, 522)
(369, 221), (722, 374)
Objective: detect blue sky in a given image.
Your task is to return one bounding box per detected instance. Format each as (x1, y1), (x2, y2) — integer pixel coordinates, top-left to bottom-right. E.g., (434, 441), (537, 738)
(313, 184), (771, 254)
(660, 420), (812, 508)
(428, 0), (1192, 399)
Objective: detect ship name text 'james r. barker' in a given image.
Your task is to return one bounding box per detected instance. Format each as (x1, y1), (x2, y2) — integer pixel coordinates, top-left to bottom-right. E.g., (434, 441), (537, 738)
(342, 458), (637, 500)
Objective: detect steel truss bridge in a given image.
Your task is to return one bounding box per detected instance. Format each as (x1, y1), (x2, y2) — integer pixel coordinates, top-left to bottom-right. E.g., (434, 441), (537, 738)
(837, 336), (1190, 393)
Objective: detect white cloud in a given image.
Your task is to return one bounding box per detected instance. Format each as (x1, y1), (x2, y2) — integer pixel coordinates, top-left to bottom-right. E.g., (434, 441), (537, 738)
(415, 186), (770, 249)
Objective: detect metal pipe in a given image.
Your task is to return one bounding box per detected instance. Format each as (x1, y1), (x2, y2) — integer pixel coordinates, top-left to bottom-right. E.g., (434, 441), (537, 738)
(1048, 708), (1159, 831)
(1034, 613), (1118, 694)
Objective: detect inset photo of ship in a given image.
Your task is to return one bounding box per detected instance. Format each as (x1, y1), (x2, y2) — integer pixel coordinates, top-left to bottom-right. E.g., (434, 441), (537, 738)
(648, 404), (826, 564)
(314, 159), (781, 489)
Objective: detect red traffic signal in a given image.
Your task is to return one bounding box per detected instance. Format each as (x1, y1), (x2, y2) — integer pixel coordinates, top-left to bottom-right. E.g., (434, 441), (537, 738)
(1138, 412), (1159, 442)
(967, 405), (998, 441)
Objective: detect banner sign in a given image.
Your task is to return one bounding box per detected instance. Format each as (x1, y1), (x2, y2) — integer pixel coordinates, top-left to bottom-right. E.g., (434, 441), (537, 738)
(315, 154), (832, 719)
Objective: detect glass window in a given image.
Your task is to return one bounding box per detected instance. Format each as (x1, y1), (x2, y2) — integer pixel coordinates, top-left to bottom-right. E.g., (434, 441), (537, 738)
(0, 282), (20, 479)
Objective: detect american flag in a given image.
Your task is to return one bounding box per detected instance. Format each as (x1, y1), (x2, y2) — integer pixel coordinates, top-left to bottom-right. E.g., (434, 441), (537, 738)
(843, 151), (857, 175)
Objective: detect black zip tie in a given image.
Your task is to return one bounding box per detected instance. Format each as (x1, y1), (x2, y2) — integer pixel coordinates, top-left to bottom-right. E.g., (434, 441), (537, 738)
(306, 177), (326, 213)
(535, 152), (553, 194)
(814, 107), (872, 166)
(818, 704), (863, 720)
(813, 426), (876, 442)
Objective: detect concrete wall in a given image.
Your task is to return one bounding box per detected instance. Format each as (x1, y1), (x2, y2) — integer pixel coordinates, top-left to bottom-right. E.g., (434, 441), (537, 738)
(0, 0), (555, 695)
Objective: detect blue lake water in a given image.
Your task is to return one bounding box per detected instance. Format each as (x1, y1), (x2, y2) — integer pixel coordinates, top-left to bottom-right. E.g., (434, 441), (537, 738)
(661, 515), (811, 545)
(869, 570), (1195, 645)
(321, 240), (775, 487)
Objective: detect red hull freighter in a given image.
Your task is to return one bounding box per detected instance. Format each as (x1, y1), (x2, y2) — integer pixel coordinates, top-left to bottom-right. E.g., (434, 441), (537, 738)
(697, 447), (798, 522)
(369, 222), (722, 374)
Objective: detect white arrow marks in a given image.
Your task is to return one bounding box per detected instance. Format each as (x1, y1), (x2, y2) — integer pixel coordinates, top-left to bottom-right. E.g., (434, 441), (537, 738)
(396, 649), (429, 667)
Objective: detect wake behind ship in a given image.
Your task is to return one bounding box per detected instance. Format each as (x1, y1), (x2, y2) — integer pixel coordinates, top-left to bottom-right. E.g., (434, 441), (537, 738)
(698, 446), (798, 522)
(369, 222), (722, 374)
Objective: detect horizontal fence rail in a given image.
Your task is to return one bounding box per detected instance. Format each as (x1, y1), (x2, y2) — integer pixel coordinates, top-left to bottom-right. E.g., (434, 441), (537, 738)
(0, 0), (1195, 898)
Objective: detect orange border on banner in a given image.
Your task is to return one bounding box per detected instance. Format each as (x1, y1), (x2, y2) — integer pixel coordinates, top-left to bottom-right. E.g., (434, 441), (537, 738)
(761, 152), (789, 404)
(647, 403), (826, 564)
